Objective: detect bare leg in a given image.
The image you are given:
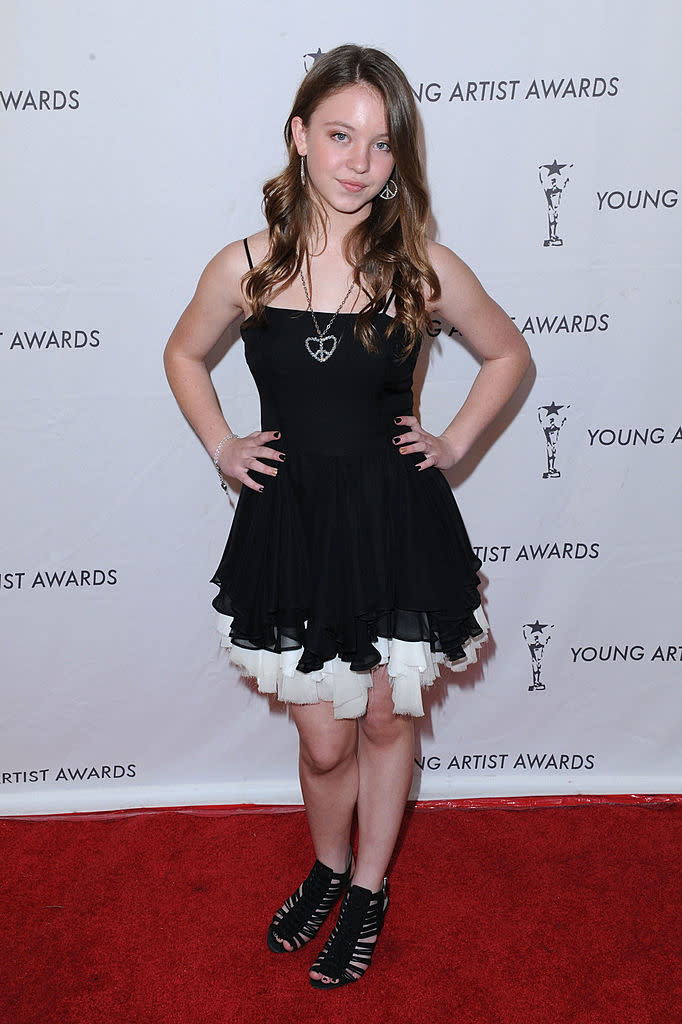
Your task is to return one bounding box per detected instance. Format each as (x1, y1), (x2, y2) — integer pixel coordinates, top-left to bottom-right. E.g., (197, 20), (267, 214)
(309, 665), (414, 983)
(290, 701), (358, 874)
(267, 701), (359, 952)
(353, 665), (415, 891)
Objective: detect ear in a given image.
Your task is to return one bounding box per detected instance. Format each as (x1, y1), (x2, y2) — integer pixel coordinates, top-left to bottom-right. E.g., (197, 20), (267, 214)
(290, 115), (307, 156)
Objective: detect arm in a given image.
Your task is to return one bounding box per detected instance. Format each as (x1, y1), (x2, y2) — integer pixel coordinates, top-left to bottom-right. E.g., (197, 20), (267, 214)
(163, 237), (281, 491)
(394, 241), (531, 470)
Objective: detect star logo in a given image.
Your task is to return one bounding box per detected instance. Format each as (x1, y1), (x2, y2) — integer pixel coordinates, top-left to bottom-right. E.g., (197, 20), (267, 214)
(541, 159), (567, 177)
(526, 620), (549, 633)
(541, 401), (564, 417)
(303, 48), (324, 71)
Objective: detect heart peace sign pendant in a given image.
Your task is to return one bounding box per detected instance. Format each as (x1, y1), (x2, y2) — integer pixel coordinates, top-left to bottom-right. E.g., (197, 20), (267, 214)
(305, 334), (339, 363)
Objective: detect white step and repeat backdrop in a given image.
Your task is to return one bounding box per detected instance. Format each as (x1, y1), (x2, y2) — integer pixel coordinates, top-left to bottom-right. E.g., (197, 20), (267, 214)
(2, 1), (681, 814)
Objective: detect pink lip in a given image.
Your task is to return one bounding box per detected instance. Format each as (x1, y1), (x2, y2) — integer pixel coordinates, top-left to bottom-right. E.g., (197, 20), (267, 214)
(338, 180), (366, 192)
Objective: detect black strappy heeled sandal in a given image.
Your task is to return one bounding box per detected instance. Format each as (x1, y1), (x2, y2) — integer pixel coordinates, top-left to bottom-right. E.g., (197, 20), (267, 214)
(267, 850), (354, 953)
(309, 879), (389, 988)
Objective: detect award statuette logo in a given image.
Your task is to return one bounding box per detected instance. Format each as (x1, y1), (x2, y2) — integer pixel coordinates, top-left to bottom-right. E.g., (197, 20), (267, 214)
(538, 401), (569, 479)
(539, 160), (572, 247)
(523, 620), (554, 691)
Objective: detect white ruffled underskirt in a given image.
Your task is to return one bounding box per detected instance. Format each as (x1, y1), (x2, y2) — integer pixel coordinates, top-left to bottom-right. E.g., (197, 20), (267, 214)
(216, 606), (489, 719)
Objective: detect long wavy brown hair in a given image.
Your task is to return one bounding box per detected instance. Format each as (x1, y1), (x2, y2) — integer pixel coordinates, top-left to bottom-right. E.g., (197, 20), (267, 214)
(243, 44), (440, 356)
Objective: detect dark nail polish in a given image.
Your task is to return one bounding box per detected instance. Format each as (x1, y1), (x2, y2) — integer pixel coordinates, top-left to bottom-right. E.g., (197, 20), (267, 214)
(279, 453), (286, 461)
(273, 431), (281, 439)
(258, 485), (264, 492)
(392, 436), (401, 443)
(394, 417), (402, 424)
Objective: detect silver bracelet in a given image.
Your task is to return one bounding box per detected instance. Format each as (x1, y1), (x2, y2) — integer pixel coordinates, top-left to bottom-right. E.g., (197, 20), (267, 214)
(213, 432), (239, 491)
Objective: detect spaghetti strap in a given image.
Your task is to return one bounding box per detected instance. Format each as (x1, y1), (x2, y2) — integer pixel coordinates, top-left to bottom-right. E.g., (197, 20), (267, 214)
(243, 237), (254, 270)
(383, 289), (394, 314)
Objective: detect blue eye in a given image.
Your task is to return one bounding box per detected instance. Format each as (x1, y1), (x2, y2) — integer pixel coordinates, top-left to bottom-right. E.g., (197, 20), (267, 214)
(332, 132), (348, 142)
(376, 141), (391, 152)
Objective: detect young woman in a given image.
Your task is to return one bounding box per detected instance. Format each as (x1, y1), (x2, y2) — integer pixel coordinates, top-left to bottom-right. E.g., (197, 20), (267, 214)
(164, 44), (530, 989)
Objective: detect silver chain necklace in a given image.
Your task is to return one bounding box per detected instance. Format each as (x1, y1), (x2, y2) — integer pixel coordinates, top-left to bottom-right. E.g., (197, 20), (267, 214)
(299, 269), (354, 363)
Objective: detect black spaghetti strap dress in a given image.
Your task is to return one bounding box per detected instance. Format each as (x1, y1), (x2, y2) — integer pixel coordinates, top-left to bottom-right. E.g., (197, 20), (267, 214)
(211, 239), (487, 718)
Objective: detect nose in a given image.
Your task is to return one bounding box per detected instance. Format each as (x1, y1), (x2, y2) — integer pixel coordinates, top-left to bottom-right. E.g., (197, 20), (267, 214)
(347, 144), (370, 174)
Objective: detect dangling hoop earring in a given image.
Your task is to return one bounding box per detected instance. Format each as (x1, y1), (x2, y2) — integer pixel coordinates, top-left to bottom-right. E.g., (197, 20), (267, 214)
(300, 157), (306, 187)
(379, 178), (398, 200)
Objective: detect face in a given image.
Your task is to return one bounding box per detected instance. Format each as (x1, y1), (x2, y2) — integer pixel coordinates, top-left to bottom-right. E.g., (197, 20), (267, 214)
(291, 83), (394, 221)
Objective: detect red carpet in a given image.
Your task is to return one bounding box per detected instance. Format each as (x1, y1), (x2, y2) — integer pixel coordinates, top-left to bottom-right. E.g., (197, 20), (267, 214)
(2, 802), (681, 1024)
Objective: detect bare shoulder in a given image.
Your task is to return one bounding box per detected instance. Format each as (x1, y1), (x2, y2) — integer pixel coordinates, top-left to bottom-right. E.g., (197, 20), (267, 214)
(243, 228), (270, 267)
(165, 237), (258, 361)
(196, 237), (254, 314)
(424, 239), (529, 364)
(425, 239), (485, 316)
(426, 238), (470, 278)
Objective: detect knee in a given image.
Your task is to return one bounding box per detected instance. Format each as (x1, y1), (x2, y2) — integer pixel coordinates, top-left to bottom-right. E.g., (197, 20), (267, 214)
(361, 702), (414, 748)
(300, 737), (355, 777)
